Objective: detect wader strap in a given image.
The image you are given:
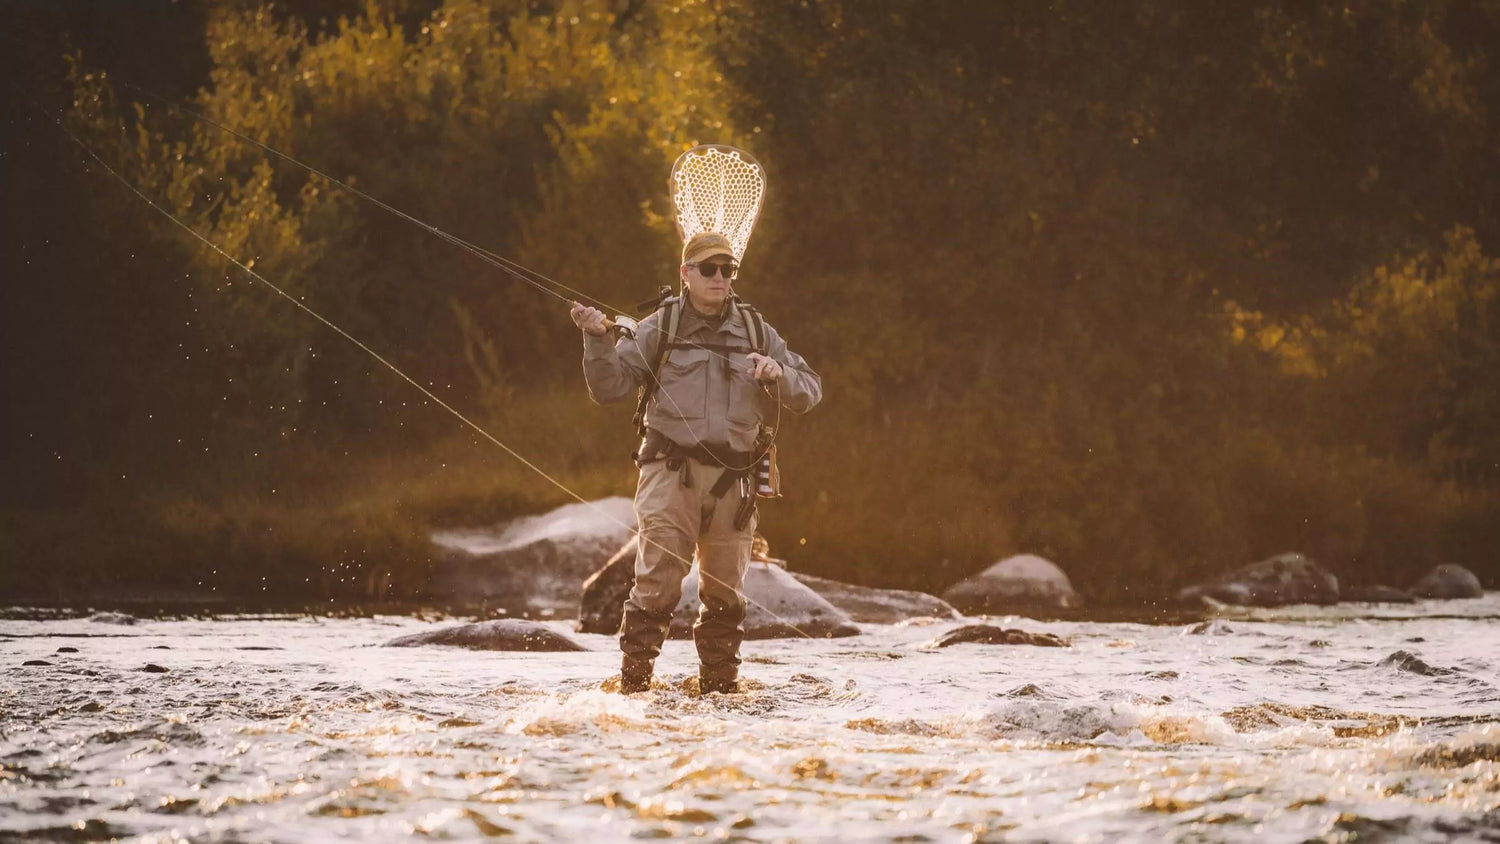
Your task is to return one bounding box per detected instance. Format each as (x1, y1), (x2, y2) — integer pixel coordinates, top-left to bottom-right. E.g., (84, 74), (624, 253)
(632, 297), (683, 437)
(708, 468), (741, 499)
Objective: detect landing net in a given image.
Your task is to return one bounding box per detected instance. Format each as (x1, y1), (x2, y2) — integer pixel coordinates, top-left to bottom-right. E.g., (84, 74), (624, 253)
(671, 145), (766, 262)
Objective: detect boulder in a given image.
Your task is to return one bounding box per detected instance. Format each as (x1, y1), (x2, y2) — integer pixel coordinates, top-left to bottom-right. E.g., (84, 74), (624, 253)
(791, 572), (960, 623)
(1409, 564), (1484, 600)
(1343, 585), (1416, 604)
(383, 619), (588, 652)
(927, 624), (1068, 648)
(428, 498), (635, 611)
(578, 537), (639, 634)
(675, 564), (861, 639)
(1175, 552), (1340, 607)
(940, 555), (1080, 613)
(578, 537), (864, 639)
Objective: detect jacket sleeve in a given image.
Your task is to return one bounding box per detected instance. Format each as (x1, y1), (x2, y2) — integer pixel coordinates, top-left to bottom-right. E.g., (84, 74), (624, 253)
(580, 314), (656, 405)
(764, 323), (822, 413)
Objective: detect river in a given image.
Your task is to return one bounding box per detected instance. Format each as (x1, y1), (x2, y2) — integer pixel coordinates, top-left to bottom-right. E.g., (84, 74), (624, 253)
(3, 595), (1498, 842)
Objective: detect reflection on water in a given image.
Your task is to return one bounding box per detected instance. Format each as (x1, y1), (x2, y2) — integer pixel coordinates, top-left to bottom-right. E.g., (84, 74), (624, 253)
(2, 596), (1499, 842)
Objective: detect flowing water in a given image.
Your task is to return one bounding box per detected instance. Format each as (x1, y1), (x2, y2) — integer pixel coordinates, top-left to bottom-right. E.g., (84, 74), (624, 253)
(3, 596), (1499, 843)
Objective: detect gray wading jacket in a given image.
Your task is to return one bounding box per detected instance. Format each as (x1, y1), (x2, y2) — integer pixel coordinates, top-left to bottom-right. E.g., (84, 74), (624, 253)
(581, 299), (822, 453)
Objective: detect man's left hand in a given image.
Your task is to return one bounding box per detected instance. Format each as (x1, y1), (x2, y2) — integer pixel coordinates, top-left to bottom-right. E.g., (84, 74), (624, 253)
(747, 353), (782, 383)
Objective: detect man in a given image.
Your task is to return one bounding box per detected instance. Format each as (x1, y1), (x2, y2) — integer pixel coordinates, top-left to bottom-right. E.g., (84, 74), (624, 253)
(569, 231), (822, 694)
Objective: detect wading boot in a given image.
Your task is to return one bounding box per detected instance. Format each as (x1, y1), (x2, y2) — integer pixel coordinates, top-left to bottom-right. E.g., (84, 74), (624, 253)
(619, 604), (672, 694)
(699, 670), (738, 696)
(620, 657), (653, 695)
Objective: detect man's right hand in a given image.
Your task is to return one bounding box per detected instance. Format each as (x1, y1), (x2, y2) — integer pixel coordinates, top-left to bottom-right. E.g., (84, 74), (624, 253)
(570, 302), (608, 337)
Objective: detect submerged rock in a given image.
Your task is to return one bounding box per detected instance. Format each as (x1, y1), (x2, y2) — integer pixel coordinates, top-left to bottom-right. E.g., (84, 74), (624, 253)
(1409, 564), (1483, 600)
(927, 625), (1068, 648)
(1185, 620), (1235, 636)
(1378, 650), (1454, 676)
(428, 498), (635, 611)
(940, 555), (1080, 613)
(1175, 552), (1340, 607)
(675, 564), (861, 640)
(1343, 585), (1415, 604)
(790, 572), (960, 623)
(383, 619), (588, 652)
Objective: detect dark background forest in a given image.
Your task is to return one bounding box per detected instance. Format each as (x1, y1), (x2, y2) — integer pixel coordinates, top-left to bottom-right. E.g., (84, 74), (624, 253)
(3, 0), (1498, 608)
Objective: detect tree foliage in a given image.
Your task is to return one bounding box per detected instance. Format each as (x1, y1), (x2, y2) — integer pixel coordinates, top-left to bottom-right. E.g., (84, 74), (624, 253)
(4, 0), (1498, 603)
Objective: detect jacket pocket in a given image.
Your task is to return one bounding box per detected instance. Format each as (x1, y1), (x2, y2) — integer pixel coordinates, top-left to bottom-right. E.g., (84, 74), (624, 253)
(653, 349), (709, 420)
(726, 361), (761, 427)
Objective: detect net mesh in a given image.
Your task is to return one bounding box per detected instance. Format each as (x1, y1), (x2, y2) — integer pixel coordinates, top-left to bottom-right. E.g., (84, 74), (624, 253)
(671, 145), (766, 262)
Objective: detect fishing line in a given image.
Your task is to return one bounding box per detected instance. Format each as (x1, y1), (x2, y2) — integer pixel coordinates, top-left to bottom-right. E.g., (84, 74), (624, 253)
(19, 85), (821, 643)
(0, 31), (791, 466)
(104, 69), (790, 471)
(108, 78), (585, 310)
(101, 67), (791, 473)
(105, 77), (750, 363)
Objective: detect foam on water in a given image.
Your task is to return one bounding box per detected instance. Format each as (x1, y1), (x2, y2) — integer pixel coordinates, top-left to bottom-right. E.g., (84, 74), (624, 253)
(2, 595), (1498, 842)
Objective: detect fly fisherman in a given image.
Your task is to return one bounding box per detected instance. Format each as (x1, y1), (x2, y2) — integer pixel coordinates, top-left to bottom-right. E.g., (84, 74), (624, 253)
(569, 231), (822, 695)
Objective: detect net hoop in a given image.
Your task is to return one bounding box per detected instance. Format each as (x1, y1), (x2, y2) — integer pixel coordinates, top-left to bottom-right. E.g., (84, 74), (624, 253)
(670, 144), (766, 263)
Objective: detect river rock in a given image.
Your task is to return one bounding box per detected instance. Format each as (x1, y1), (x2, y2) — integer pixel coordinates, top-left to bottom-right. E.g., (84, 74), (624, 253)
(790, 572), (960, 623)
(940, 555), (1080, 613)
(383, 619), (588, 652)
(1186, 620), (1235, 635)
(1409, 564), (1483, 599)
(674, 564), (861, 639)
(577, 537), (868, 637)
(428, 497), (635, 611)
(1343, 585), (1416, 604)
(1174, 552), (1340, 607)
(927, 624), (1068, 648)
(578, 537), (639, 634)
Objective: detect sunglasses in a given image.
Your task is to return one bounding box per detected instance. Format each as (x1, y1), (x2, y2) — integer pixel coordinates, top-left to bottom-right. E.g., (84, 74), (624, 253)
(693, 261), (739, 279)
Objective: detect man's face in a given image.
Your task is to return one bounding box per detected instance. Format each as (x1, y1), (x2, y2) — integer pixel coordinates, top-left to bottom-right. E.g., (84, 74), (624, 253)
(681, 254), (737, 313)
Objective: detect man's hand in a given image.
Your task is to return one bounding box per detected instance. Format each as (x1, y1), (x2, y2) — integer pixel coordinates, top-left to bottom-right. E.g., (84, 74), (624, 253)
(747, 352), (783, 383)
(570, 302), (608, 337)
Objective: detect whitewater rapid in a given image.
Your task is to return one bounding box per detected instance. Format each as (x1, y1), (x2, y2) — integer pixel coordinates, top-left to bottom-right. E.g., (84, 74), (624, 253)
(3, 596), (1498, 842)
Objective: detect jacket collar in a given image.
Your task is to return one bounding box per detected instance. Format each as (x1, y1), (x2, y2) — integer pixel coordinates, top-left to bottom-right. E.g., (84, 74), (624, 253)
(679, 299), (745, 339)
